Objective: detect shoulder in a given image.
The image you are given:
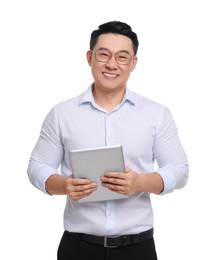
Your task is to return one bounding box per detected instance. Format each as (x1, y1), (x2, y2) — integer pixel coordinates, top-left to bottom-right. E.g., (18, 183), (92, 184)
(126, 89), (174, 126)
(52, 91), (87, 115)
(53, 85), (93, 113)
(128, 89), (167, 112)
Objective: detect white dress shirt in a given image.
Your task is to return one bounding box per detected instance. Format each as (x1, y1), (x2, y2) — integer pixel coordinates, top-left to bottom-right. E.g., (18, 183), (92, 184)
(27, 85), (189, 236)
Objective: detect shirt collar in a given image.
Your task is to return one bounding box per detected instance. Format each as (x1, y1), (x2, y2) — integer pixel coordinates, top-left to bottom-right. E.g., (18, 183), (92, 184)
(79, 84), (136, 107)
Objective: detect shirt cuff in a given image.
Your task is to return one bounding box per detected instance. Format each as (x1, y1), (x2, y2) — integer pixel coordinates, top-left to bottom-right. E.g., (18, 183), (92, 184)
(156, 166), (176, 195)
(27, 160), (59, 194)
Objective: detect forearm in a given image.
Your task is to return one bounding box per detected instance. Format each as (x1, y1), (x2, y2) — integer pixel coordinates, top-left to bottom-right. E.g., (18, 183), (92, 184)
(136, 172), (164, 194)
(45, 174), (67, 195)
(102, 169), (164, 195)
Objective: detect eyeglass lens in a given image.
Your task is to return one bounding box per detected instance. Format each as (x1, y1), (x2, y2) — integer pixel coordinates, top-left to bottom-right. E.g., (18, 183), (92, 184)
(95, 49), (132, 65)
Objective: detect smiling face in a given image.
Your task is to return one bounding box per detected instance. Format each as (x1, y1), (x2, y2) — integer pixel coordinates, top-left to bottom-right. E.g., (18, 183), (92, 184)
(86, 33), (137, 94)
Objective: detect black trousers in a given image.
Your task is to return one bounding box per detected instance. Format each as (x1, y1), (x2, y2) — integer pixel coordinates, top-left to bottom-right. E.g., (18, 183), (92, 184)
(57, 231), (158, 260)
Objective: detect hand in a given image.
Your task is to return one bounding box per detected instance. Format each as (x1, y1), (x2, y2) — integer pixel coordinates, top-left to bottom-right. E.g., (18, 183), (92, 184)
(100, 168), (140, 196)
(65, 176), (97, 201)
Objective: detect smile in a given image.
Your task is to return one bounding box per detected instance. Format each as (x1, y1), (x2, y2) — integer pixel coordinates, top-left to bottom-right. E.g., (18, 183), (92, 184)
(103, 72), (119, 78)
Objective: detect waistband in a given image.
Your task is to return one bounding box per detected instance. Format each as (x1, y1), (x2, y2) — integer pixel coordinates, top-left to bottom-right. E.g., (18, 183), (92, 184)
(65, 228), (153, 248)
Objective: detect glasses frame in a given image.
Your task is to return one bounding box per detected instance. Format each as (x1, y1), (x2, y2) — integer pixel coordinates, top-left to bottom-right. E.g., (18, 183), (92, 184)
(91, 48), (134, 65)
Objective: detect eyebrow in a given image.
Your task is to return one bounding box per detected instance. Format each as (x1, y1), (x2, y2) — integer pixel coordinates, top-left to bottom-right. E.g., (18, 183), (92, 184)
(98, 47), (131, 54)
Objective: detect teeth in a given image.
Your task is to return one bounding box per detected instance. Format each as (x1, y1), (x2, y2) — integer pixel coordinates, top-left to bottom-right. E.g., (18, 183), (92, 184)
(103, 73), (117, 77)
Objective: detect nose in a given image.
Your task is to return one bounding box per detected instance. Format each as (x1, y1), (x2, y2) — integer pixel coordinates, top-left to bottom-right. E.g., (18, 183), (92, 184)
(105, 55), (118, 68)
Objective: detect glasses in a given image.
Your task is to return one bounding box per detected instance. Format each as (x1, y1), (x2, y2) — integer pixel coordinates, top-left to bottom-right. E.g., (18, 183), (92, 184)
(91, 48), (133, 65)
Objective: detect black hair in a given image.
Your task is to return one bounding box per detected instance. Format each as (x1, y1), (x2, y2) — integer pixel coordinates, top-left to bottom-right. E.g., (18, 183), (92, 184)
(90, 21), (139, 55)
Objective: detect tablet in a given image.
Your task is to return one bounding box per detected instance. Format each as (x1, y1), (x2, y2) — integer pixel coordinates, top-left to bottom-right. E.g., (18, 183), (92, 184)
(69, 145), (128, 202)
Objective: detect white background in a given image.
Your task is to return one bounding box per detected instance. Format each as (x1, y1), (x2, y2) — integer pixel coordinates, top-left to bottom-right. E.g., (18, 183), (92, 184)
(0, 0), (215, 259)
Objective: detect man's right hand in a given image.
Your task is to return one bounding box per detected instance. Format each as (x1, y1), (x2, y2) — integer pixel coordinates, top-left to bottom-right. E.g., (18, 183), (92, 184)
(65, 176), (97, 201)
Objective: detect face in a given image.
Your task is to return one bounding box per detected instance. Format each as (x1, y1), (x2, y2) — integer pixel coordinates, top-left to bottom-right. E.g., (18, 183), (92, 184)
(86, 33), (137, 93)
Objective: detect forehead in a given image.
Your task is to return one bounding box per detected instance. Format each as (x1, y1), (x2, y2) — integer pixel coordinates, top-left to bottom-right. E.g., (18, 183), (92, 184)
(94, 33), (134, 53)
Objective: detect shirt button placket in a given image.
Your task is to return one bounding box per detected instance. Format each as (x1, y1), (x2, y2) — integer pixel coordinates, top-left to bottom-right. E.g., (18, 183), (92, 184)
(105, 113), (116, 234)
(105, 114), (113, 146)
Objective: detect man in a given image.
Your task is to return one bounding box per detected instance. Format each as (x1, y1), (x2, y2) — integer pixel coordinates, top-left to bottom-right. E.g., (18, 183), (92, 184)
(27, 21), (189, 260)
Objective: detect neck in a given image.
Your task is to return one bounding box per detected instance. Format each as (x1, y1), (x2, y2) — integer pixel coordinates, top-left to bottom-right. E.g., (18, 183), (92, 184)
(92, 85), (126, 112)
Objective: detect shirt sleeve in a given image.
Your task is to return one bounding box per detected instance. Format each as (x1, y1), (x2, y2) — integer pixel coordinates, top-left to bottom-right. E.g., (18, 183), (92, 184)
(27, 107), (64, 194)
(153, 106), (189, 195)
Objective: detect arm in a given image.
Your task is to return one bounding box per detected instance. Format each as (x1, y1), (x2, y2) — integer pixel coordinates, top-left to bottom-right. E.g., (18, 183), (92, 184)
(27, 108), (97, 200)
(45, 174), (97, 200)
(102, 107), (189, 196)
(45, 174), (67, 195)
(101, 169), (164, 195)
(153, 107), (189, 194)
(27, 108), (63, 194)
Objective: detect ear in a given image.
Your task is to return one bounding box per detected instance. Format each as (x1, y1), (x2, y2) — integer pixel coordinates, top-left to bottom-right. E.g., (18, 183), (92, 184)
(86, 50), (93, 66)
(130, 56), (138, 72)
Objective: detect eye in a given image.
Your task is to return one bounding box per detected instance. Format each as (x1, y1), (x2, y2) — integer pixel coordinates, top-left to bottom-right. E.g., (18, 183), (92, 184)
(98, 50), (110, 58)
(116, 53), (130, 62)
(100, 53), (109, 58)
(118, 55), (127, 60)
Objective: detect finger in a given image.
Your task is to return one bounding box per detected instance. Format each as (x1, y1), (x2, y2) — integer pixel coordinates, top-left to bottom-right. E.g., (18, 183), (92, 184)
(75, 183), (97, 192)
(70, 178), (93, 186)
(73, 187), (96, 197)
(101, 175), (125, 185)
(68, 185), (97, 200)
(102, 172), (126, 181)
(102, 182), (125, 192)
(66, 178), (97, 194)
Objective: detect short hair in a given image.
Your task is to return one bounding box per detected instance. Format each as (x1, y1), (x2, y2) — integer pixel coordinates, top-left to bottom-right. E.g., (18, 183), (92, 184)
(90, 21), (139, 55)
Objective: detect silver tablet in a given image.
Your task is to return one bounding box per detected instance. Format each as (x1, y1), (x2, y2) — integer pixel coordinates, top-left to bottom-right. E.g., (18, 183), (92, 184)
(69, 145), (128, 202)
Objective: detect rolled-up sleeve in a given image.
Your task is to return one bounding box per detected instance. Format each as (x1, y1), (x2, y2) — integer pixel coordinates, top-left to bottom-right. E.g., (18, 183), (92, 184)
(153, 107), (189, 195)
(27, 107), (64, 194)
